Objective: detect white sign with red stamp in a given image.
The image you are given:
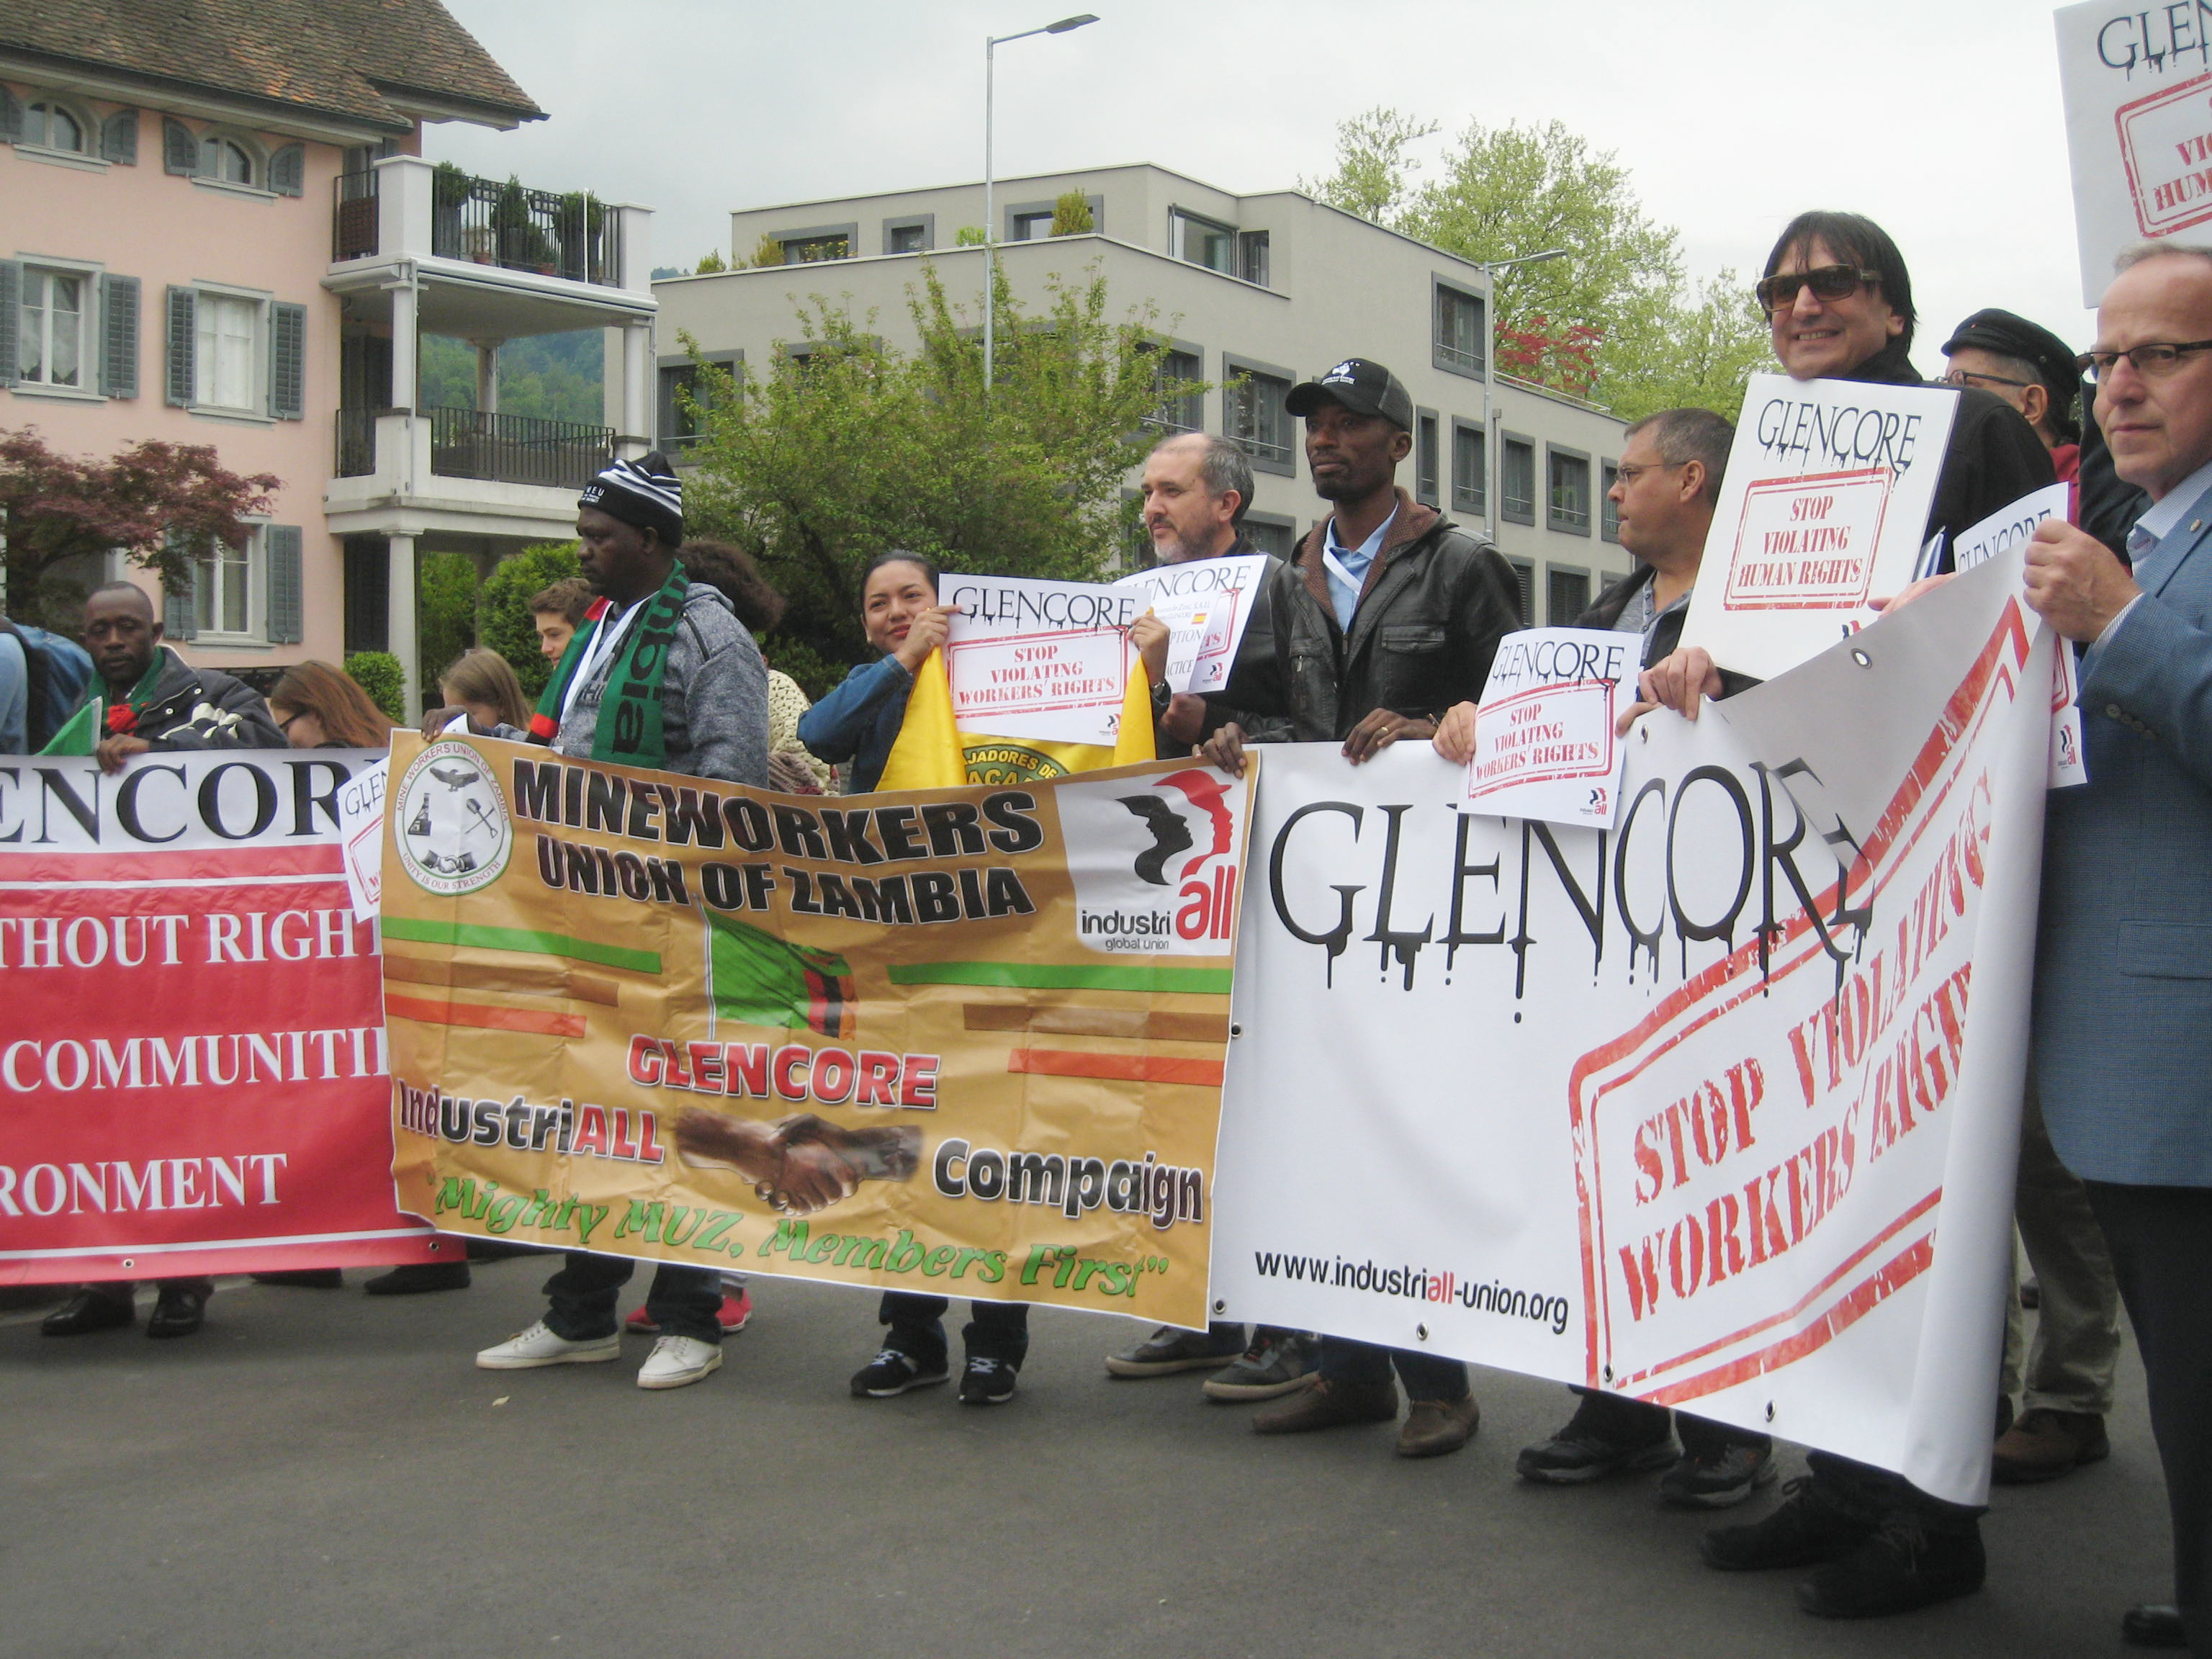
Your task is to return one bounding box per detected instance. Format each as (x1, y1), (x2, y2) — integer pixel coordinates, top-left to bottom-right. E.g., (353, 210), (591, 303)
(1464, 627), (1634, 828)
(2057, 1), (2212, 301)
(336, 757), (387, 922)
(1115, 554), (1270, 693)
(1212, 552), (2049, 1504)
(940, 572), (1141, 747)
(1947, 482), (2087, 789)
(1681, 373), (1955, 683)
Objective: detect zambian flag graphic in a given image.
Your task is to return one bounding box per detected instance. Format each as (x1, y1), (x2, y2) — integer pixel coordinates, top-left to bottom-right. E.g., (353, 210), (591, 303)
(706, 911), (858, 1039)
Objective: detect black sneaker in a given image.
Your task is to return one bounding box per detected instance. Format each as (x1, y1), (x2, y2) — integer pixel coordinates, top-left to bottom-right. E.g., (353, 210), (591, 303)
(850, 1347), (949, 1398)
(958, 1354), (1017, 1406)
(1702, 1475), (1874, 1571)
(1795, 1517), (1985, 1617)
(1516, 1396), (1676, 1484)
(1660, 1440), (1779, 1509)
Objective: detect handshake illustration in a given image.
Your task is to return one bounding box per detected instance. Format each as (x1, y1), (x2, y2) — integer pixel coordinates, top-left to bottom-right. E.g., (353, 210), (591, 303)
(673, 1108), (921, 1215)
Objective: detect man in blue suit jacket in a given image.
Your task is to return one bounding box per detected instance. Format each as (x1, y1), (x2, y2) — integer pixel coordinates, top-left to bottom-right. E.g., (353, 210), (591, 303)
(2028, 243), (2212, 1657)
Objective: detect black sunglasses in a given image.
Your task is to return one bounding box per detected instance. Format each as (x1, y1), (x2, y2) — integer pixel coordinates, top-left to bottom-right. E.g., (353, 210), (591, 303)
(1755, 265), (1883, 316)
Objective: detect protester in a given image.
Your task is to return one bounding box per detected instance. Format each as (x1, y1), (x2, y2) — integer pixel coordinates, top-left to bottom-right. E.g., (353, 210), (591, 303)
(681, 539), (832, 794)
(1629, 212), (2056, 1619)
(1434, 406), (1778, 1504)
(40, 582), (287, 1339)
(2013, 242), (2212, 1655)
(1200, 356), (1521, 1459)
(267, 660), (393, 750)
(1935, 310), (2131, 1490)
(0, 620), (26, 754)
(436, 646), (530, 733)
(529, 577), (593, 662)
(450, 454), (770, 1391)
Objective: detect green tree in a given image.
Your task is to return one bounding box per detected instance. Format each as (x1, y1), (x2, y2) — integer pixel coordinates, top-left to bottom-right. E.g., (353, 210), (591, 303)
(1304, 107), (1759, 419)
(418, 550), (479, 693)
(344, 652), (405, 721)
(696, 249), (728, 274)
(1049, 190), (1095, 236)
(681, 262), (1187, 673)
(477, 541), (580, 701)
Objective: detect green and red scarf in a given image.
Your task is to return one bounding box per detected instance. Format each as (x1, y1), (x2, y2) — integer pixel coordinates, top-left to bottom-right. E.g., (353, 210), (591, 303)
(528, 562), (688, 770)
(40, 651), (166, 755)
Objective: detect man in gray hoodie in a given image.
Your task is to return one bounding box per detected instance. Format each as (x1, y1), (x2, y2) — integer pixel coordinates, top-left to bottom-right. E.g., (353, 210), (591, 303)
(440, 453), (770, 1391)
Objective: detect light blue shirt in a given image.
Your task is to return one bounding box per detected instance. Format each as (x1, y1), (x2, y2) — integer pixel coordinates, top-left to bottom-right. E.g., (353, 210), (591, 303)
(1323, 508), (1397, 632)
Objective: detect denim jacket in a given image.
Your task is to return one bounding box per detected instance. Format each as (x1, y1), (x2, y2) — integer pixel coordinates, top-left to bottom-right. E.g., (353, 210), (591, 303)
(796, 654), (914, 793)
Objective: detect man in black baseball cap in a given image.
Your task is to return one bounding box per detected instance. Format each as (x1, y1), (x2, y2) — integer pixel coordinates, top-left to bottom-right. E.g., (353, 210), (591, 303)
(1284, 356), (1417, 432)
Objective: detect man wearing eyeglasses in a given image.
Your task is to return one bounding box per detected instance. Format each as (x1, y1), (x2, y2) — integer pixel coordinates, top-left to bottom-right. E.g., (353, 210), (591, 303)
(2020, 243), (2212, 1657)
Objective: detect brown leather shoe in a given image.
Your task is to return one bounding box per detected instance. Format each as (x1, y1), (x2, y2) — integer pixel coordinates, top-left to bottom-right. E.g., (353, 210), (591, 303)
(1398, 1395), (1480, 1457)
(1992, 1408), (2110, 1483)
(1252, 1375), (1398, 1434)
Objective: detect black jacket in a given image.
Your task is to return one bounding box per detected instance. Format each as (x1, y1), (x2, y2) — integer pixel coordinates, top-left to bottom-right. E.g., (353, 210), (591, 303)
(117, 647), (286, 751)
(1849, 339), (2056, 553)
(1579, 565), (1759, 698)
(1213, 489), (1524, 742)
(1148, 537), (1283, 758)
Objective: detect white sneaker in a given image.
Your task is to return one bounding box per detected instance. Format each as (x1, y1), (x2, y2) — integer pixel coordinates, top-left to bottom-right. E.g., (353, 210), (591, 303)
(637, 1334), (722, 1390)
(475, 1319), (621, 1370)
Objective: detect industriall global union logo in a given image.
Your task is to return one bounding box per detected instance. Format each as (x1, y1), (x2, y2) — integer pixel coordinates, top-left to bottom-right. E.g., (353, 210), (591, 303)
(1056, 767), (1244, 956)
(392, 739), (513, 896)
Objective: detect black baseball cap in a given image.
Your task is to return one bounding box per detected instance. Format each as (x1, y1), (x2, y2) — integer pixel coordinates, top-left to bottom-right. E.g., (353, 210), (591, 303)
(1941, 308), (2082, 431)
(1285, 358), (1415, 431)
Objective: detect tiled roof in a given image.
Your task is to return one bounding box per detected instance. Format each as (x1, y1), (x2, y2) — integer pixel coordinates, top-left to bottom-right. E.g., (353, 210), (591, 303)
(0, 0), (544, 132)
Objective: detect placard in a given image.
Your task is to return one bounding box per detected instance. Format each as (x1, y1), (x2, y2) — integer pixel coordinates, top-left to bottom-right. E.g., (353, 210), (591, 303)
(940, 573), (1141, 747)
(1462, 628), (1634, 827)
(1115, 554), (1271, 693)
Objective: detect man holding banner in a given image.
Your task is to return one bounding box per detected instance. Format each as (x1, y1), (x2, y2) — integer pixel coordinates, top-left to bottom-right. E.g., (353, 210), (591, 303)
(460, 454), (773, 1392)
(1203, 356), (1520, 1458)
(2024, 243), (2212, 1656)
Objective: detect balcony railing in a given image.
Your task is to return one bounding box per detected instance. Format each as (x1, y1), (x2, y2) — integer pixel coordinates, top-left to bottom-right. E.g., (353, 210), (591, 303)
(428, 407), (613, 490)
(336, 405), (376, 477)
(331, 167), (624, 286)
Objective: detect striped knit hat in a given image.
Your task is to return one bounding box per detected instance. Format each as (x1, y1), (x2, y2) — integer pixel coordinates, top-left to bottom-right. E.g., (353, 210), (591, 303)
(579, 452), (684, 547)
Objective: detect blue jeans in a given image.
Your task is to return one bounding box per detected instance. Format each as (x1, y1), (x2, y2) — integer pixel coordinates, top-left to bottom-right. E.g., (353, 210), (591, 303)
(1318, 1336), (1467, 1401)
(542, 1252), (721, 1344)
(880, 1290), (1028, 1367)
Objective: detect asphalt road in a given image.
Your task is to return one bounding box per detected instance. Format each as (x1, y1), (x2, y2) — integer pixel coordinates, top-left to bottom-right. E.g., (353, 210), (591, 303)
(0, 1261), (2173, 1659)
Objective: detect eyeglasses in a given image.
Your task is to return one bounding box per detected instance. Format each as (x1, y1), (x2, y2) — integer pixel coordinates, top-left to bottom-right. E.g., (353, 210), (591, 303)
(2076, 340), (2212, 382)
(1754, 265), (1883, 315)
(1938, 368), (2035, 391)
(1611, 460), (1684, 486)
(276, 710), (307, 734)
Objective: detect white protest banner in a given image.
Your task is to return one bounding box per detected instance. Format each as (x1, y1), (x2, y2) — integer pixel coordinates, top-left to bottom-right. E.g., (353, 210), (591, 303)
(940, 572), (1140, 747)
(336, 757), (387, 922)
(1946, 482), (2087, 789)
(1462, 628), (1634, 828)
(1679, 372), (1958, 683)
(1115, 554), (1271, 693)
(2056, 0), (2212, 303)
(1210, 551), (2047, 1503)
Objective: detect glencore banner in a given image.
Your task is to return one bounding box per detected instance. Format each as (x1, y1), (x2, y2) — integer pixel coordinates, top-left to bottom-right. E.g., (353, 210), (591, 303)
(1210, 552), (2049, 1506)
(0, 749), (442, 1283)
(379, 739), (1251, 1329)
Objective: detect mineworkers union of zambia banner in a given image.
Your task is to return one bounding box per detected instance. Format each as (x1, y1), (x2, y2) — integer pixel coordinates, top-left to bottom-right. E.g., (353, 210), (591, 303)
(0, 749), (441, 1283)
(1210, 551), (2050, 1505)
(380, 738), (1251, 1328)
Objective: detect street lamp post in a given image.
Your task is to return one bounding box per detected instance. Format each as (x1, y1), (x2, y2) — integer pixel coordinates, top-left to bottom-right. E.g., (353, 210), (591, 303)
(1478, 247), (1568, 541)
(983, 13), (1097, 392)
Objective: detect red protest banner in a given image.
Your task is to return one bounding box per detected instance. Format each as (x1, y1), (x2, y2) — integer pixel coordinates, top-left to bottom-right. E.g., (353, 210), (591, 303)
(0, 752), (441, 1283)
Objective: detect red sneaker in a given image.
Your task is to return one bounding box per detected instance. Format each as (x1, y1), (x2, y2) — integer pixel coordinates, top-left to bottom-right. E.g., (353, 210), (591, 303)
(625, 1291), (751, 1336)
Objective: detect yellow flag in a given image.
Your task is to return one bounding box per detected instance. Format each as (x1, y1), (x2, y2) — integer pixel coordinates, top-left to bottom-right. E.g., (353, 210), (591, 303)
(878, 645), (1154, 791)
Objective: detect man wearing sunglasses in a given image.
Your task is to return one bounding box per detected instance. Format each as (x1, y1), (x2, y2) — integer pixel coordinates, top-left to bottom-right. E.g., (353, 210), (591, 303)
(2019, 242), (2212, 1657)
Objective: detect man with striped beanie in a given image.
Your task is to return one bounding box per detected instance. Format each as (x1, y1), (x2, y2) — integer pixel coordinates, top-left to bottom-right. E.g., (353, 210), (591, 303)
(452, 451), (775, 1389)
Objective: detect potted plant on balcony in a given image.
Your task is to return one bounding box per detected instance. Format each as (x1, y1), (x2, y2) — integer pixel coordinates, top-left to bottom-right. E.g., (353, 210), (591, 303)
(432, 161), (475, 260)
(491, 174), (557, 274)
(552, 191), (606, 283)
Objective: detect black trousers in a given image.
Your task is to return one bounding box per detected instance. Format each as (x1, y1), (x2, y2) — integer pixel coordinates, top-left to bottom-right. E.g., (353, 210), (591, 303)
(542, 1253), (721, 1344)
(1564, 1385), (1772, 1459)
(880, 1290), (1028, 1367)
(2085, 1180), (2212, 1657)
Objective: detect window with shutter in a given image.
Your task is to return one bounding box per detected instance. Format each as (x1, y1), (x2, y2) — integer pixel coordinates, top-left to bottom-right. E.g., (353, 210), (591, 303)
(0, 86), (22, 143)
(163, 548), (197, 642)
(101, 109), (138, 165)
(164, 286), (196, 406)
(269, 143), (304, 197)
(99, 274), (139, 398)
(162, 117), (197, 176)
(270, 302), (306, 418)
(0, 261), (19, 387)
(266, 526), (303, 643)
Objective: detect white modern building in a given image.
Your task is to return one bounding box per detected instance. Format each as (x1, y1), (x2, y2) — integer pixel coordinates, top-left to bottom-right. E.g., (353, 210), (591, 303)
(655, 163), (1635, 626)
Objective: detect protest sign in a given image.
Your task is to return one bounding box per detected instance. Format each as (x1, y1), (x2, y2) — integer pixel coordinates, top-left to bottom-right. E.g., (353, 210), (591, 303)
(1946, 483), (2087, 788)
(0, 750), (443, 1283)
(940, 573), (1142, 748)
(1115, 554), (1271, 694)
(1461, 628), (1635, 828)
(336, 758), (387, 922)
(1679, 372), (1959, 683)
(1210, 552), (2049, 1503)
(2056, 0), (2212, 302)
(380, 738), (1251, 1328)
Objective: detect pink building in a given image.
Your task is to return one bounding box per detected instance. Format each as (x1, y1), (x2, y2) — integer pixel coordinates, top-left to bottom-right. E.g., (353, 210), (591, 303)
(1, 1), (657, 711)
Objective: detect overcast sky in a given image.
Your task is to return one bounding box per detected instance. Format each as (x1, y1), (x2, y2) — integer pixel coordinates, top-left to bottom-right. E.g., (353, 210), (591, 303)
(432, 0), (2095, 365)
